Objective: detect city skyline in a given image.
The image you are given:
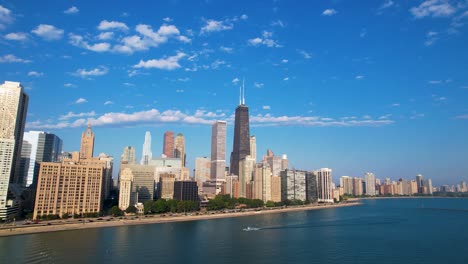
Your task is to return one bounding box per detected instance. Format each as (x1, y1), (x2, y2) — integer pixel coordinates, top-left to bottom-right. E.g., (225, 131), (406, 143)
(0, 1), (467, 185)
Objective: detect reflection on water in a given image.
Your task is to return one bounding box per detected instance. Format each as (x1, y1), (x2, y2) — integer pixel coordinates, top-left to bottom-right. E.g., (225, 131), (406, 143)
(1, 198), (468, 264)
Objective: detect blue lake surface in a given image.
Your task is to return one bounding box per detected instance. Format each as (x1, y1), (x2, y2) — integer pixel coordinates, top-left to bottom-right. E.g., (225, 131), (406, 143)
(1, 198), (468, 263)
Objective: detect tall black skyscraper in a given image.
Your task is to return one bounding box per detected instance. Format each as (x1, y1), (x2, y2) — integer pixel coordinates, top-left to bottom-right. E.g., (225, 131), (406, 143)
(230, 82), (250, 176)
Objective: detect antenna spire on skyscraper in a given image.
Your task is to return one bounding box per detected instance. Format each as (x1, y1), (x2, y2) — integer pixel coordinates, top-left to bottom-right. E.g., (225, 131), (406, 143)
(242, 78), (245, 105)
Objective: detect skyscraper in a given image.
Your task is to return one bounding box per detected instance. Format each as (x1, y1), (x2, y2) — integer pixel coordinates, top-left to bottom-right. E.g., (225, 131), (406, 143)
(121, 146), (136, 164)
(174, 133), (185, 167)
(364, 172), (376, 196)
(80, 123), (95, 160)
(316, 168), (333, 203)
(0, 81), (29, 220)
(280, 169), (307, 202)
(211, 121), (226, 180)
(195, 157), (211, 184)
(20, 131), (62, 187)
(306, 171), (318, 203)
(163, 131), (174, 158)
(250, 136), (256, 162)
(416, 174), (423, 194)
(230, 83), (250, 176)
(141, 131), (152, 165)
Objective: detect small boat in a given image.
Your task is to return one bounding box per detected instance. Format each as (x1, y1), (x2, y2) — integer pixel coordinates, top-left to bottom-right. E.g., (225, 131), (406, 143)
(243, 226), (260, 231)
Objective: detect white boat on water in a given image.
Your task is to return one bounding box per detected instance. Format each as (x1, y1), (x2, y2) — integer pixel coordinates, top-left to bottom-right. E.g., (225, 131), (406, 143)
(243, 226), (260, 231)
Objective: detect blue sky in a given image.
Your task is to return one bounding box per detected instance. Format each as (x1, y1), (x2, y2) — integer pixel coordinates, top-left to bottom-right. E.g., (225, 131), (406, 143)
(1, 0), (467, 185)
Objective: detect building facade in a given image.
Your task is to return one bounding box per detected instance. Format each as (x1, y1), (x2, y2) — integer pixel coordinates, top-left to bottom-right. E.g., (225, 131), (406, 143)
(140, 132), (152, 165)
(280, 169), (306, 202)
(174, 133), (186, 167)
(317, 168), (333, 203)
(306, 171), (318, 203)
(0, 81), (29, 220)
(230, 103), (250, 177)
(80, 124), (94, 160)
(163, 131), (175, 158)
(364, 172), (376, 196)
(173, 181), (199, 201)
(121, 146), (136, 164)
(211, 121), (227, 180)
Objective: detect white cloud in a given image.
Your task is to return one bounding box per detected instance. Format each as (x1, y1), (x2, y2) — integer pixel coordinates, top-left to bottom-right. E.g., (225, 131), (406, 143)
(123, 82), (135, 87)
(4, 32), (28, 41)
(220, 46), (233, 53)
(201, 19), (233, 34)
(391, 103), (400, 107)
(97, 32), (114, 40)
(262, 105), (271, 110)
(27, 108), (395, 130)
(380, 0), (395, 10)
(297, 49), (312, 59)
(75, 98), (88, 104)
(176, 89), (184, 93)
(178, 35), (191, 43)
(425, 31), (439, 46)
(69, 33), (111, 52)
(232, 78), (240, 84)
(133, 52), (186, 70)
(240, 14), (248, 20)
(64, 6), (79, 14)
(283, 77), (289, 81)
(73, 66), (109, 78)
(104, 101), (113, 105)
(248, 31), (281, 48)
(163, 17), (173, 22)
(410, 113), (425, 119)
(31, 24), (64, 40)
(410, 0), (456, 18)
(211, 59), (226, 69)
(0, 54), (31, 63)
(59, 111), (95, 120)
(322, 9), (338, 16)
(98, 20), (129, 31)
(281, 59), (288, 63)
(254, 82), (264, 88)
(28, 71), (43, 77)
(355, 75), (365, 80)
(271, 20), (285, 27)
(0, 5), (13, 29)
(64, 83), (75, 87)
(428, 80), (442, 84)
(178, 77), (190, 82)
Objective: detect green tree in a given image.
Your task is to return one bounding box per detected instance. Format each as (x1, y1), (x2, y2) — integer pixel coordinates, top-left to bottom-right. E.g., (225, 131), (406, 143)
(125, 205), (137, 214)
(153, 199), (168, 213)
(110, 206), (123, 216)
(144, 200), (154, 214)
(266, 201), (275, 207)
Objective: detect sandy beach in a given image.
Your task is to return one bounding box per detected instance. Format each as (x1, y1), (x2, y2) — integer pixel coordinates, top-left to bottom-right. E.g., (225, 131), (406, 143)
(0, 202), (360, 237)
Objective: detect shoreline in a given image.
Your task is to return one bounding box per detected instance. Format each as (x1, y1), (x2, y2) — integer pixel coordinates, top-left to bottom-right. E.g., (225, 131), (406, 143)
(0, 202), (360, 237)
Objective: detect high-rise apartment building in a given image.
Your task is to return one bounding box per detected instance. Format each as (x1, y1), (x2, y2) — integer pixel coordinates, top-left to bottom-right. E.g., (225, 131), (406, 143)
(0, 81), (29, 220)
(20, 131), (62, 187)
(163, 131), (175, 158)
(120, 164), (155, 203)
(174, 133), (186, 167)
(317, 168), (333, 203)
(270, 176), (281, 202)
(250, 136), (256, 162)
(352, 177), (363, 196)
(118, 168), (134, 210)
(364, 172), (376, 196)
(159, 173), (176, 199)
(211, 121), (226, 181)
(195, 157), (211, 185)
(141, 131), (152, 165)
(121, 146), (136, 164)
(253, 162), (271, 202)
(238, 156), (255, 197)
(230, 86), (250, 176)
(340, 176), (353, 195)
(34, 162), (104, 219)
(306, 171), (318, 203)
(264, 149), (283, 177)
(416, 174), (423, 194)
(80, 124), (94, 160)
(280, 169), (306, 202)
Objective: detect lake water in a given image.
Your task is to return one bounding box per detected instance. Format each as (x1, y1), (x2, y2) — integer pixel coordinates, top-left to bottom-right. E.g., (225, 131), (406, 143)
(1, 198), (468, 263)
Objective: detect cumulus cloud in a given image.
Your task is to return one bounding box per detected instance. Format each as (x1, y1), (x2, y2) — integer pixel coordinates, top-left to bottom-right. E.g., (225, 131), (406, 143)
(0, 54), (31, 63)
(248, 31), (281, 48)
(380, 0), (395, 10)
(4, 32), (28, 41)
(27, 107), (395, 130)
(271, 20), (285, 27)
(59, 111), (95, 120)
(0, 5), (13, 29)
(75, 98), (88, 104)
(201, 19), (233, 34)
(254, 82), (264, 88)
(73, 66), (109, 78)
(262, 105), (271, 110)
(297, 49), (312, 59)
(220, 46), (233, 53)
(232, 77), (240, 84)
(64, 6), (79, 14)
(322, 9), (338, 16)
(31, 24), (64, 40)
(104, 101), (114, 105)
(283, 77), (289, 81)
(410, 0), (456, 18)
(133, 52), (186, 70)
(97, 32), (114, 40)
(114, 24), (190, 54)
(97, 20), (129, 31)
(28, 71), (43, 77)
(69, 33), (111, 52)
(64, 83), (75, 87)
(425, 31), (439, 46)
(163, 17), (173, 22)
(355, 75), (365, 80)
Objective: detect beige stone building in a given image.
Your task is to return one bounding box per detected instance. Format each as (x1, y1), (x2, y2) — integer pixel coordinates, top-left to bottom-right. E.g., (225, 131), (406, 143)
(270, 176), (281, 202)
(159, 173), (176, 199)
(33, 162), (104, 219)
(118, 168), (134, 210)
